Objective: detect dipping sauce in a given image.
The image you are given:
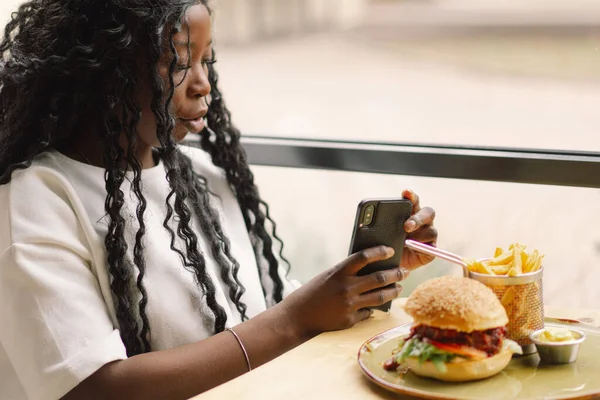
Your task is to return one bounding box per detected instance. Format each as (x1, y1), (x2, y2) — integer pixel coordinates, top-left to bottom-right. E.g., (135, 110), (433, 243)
(537, 328), (576, 343)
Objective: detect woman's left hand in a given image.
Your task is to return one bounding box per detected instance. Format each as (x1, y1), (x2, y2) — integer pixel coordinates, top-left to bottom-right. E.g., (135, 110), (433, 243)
(401, 189), (438, 270)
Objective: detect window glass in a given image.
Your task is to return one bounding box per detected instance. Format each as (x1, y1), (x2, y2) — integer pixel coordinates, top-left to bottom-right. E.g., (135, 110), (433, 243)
(253, 165), (600, 309)
(213, 0), (599, 151)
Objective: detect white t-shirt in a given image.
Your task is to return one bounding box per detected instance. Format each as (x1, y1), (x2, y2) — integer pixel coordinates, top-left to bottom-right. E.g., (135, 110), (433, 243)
(0, 145), (297, 400)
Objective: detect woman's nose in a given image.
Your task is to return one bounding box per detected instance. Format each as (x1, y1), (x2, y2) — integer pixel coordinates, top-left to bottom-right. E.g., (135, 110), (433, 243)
(187, 64), (211, 98)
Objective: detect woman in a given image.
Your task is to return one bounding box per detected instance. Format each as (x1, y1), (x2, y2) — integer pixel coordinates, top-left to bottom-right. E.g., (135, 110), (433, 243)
(0, 1), (438, 399)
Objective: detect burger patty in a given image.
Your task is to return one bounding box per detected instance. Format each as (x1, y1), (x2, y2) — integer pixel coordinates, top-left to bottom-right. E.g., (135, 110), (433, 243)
(408, 324), (506, 356)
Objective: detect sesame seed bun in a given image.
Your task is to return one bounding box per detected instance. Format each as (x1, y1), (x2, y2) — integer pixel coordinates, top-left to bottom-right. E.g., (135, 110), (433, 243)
(404, 276), (509, 332)
(403, 347), (513, 382)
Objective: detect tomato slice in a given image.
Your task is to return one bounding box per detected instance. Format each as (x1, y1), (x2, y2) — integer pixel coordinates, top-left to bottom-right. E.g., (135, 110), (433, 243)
(427, 339), (488, 360)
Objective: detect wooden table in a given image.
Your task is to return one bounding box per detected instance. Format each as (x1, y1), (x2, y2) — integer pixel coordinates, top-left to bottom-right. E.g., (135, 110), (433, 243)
(193, 299), (600, 400)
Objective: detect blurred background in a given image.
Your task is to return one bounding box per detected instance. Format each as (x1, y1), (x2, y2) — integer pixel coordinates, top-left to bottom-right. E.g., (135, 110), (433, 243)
(2, 0), (599, 308)
(212, 0), (600, 309)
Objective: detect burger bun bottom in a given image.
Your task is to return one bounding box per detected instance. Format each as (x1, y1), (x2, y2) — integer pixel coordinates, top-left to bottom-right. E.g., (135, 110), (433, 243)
(403, 347), (513, 382)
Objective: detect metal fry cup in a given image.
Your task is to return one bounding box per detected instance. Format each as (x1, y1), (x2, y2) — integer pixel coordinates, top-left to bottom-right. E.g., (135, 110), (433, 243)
(468, 267), (544, 355)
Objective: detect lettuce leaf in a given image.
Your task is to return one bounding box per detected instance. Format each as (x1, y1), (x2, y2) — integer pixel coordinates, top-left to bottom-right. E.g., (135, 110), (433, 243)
(394, 338), (459, 373)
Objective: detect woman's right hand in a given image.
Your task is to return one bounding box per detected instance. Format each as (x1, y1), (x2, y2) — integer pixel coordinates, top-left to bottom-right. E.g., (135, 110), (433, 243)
(281, 245), (404, 339)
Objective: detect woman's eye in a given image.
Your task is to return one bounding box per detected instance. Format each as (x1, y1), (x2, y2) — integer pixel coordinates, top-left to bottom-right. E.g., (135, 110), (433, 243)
(201, 58), (217, 67)
(175, 64), (191, 71)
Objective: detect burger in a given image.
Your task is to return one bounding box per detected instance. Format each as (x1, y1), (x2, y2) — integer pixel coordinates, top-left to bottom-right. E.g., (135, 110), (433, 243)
(383, 276), (522, 382)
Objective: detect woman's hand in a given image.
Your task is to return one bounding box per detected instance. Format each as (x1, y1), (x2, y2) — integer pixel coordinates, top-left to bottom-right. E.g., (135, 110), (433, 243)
(281, 246), (402, 338)
(401, 189), (437, 270)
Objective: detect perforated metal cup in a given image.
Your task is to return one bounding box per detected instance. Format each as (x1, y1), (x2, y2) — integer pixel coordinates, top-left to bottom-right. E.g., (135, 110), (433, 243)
(468, 267), (544, 355)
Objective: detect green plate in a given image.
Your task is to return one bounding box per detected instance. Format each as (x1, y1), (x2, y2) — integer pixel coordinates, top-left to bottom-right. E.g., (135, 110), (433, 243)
(358, 320), (600, 400)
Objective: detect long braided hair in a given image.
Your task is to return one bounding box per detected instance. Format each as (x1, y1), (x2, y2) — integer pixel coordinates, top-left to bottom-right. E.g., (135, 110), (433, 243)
(0, 0), (289, 356)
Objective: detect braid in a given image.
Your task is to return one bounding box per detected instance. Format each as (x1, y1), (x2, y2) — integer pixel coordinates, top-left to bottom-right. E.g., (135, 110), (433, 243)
(102, 116), (143, 356)
(176, 152), (249, 321)
(121, 74), (153, 353)
(199, 58), (291, 304)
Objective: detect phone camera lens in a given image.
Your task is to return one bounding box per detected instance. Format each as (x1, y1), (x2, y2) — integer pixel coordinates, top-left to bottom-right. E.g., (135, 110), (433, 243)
(363, 205), (375, 226)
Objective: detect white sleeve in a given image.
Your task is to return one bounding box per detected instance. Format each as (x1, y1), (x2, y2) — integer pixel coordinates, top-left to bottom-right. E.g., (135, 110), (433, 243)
(0, 168), (127, 400)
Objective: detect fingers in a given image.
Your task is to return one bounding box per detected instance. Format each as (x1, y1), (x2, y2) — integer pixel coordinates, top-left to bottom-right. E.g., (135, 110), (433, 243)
(402, 189), (436, 233)
(402, 189), (420, 212)
(354, 308), (374, 324)
(407, 225), (438, 245)
(355, 285), (403, 310)
(405, 206), (436, 234)
(341, 246), (395, 275)
(351, 267), (405, 294)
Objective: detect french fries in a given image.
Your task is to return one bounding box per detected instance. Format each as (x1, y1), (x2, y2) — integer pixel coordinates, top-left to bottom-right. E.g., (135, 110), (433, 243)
(465, 244), (545, 345)
(465, 244), (544, 276)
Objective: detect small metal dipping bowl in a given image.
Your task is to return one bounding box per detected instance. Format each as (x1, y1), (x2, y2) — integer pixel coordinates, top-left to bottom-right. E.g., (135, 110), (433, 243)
(530, 328), (586, 364)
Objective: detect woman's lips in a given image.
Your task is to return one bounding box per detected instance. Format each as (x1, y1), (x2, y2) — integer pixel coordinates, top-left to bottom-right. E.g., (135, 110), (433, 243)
(180, 116), (206, 133)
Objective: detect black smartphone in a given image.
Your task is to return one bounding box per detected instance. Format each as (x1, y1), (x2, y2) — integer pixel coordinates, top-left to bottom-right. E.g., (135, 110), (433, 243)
(348, 198), (413, 312)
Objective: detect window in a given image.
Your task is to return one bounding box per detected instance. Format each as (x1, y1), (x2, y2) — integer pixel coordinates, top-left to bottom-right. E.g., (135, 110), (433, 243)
(253, 165), (600, 308)
(215, 0), (599, 151)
